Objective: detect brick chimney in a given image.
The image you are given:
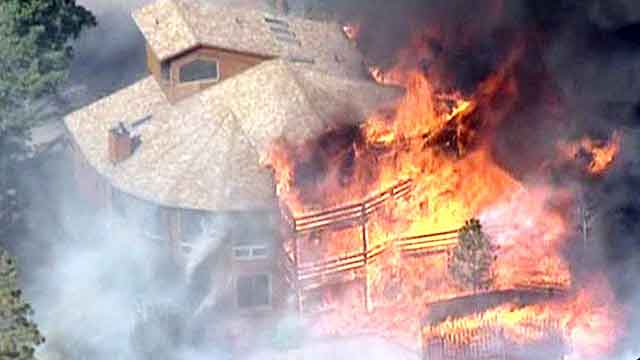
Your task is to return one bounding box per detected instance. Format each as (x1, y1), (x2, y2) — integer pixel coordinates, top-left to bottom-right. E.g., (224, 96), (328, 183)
(108, 122), (134, 164)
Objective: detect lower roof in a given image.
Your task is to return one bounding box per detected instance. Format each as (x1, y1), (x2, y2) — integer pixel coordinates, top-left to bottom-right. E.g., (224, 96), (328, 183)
(65, 60), (402, 212)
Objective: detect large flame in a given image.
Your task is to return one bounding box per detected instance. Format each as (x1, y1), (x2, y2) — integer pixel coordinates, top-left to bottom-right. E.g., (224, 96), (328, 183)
(265, 22), (624, 359)
(423, 278), (624, 359)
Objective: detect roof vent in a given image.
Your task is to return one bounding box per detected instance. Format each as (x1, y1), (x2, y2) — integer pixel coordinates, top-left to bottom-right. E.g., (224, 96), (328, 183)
(131, 114), (152, 128)
(276, 37), (301, 46)
(288, 56), (314, 64)
(269, 26), (294, 36)
(108, 122), (140, 164)
(264, 17), (289, 28)
(266, 18), (300, 47)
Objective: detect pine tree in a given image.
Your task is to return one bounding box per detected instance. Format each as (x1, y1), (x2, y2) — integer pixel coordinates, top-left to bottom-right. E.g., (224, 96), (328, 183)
(0, 0), (96, 207)
(0, 247), (44, 359)
(448, 218), (496, 293)
(0, 0), (96, 133)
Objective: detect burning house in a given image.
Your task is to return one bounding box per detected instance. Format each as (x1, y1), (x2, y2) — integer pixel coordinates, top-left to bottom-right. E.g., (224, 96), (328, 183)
(63, 0), (629, 358)
(64, 0), (399, 320)
(261, 2), (627, 359)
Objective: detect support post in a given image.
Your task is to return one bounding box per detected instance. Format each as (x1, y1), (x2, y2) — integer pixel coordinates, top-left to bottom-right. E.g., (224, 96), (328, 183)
(293, 229), (302, 314)
(362, 203), (371, 312)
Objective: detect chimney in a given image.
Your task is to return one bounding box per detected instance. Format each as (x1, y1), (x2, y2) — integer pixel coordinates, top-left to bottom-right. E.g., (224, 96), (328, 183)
(274, 0), (289, 15)
(108, 122), (134, 164)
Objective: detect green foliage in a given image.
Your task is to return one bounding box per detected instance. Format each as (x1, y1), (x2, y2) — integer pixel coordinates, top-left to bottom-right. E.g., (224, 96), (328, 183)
(0, 247), (44, 359)
(448, 218), (497, 293)
(0, 0), (96, 146)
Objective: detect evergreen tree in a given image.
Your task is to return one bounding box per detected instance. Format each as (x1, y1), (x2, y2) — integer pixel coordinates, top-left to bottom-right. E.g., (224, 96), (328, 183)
(0, 247), (44, 359)
(0, 0), (96, 196)
(448, 218), (496, 293)
(0, 0), (96, 132)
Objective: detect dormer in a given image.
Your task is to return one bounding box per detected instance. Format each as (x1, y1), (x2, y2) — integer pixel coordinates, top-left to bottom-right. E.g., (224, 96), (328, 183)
(134, 0), (281, 102)
(133, 0), (370, 102)
(158, 45), (270, 102)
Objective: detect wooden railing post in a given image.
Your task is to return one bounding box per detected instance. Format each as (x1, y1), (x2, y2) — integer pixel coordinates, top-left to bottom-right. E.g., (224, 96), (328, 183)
(292, 223), (302, 314)
(362, 202), (371, 312)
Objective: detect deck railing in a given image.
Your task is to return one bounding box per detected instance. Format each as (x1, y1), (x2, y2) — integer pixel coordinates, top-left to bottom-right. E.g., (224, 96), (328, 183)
(422, 318), (567, 360)
(280, 179), (413, 234)
(282, 229), (460, 291)
(279, 179), (471, 312)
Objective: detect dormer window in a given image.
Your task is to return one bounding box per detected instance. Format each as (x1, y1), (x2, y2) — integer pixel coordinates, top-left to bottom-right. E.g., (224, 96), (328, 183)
(179, 58), (219, 83)
(164, 45), (266, 102)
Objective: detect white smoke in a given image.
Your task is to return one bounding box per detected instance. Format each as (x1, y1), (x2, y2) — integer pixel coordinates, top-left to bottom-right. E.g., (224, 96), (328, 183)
(184, 216), (227, 283)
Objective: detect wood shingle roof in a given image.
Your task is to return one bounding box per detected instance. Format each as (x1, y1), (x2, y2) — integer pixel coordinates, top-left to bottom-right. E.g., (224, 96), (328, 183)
(133, 0), (365, 79)
(65, 0), (403, 212)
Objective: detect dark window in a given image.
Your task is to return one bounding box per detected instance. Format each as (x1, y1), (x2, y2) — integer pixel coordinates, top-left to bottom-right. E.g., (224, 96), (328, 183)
(161, 62), (171, 80)
(179, 59), (219, 82)
(237, 274), (271, 308)
(232, 245), (269, 260)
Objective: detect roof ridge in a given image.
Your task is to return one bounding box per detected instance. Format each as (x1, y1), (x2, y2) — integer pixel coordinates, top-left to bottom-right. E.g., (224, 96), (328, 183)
(281, 62), (327, 130)
(218, 105), (275, 208)
(219, 108), (235, 206)
(160, 107), (228, 204)
(221, 104), (261, 158)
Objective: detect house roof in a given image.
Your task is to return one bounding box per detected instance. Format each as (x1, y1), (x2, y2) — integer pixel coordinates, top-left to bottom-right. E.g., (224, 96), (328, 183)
(132, 0), (365, 78)
(65, 60), (401, 212)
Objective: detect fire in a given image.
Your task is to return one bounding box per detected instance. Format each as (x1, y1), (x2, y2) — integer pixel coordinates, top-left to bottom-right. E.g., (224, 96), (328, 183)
(265, 18), (625, 360)
(558, 131), (622, 175)
(368, 66), (386, 84)
(423, 278), (623, 358)
(342, 23), (360, 41)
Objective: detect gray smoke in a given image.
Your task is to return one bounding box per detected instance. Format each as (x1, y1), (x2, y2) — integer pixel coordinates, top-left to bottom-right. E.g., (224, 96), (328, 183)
(11, 0), (640, 359)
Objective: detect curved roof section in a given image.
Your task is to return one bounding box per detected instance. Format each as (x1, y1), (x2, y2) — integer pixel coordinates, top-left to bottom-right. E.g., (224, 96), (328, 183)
(65, 60), (401, 212)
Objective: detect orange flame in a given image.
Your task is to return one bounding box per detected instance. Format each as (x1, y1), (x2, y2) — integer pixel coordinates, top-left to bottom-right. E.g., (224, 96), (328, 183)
(423, 277), (624, 358)
(558, 131), (622, 175)
(342, 23), (360, 41)
(265, 24), (624, 359)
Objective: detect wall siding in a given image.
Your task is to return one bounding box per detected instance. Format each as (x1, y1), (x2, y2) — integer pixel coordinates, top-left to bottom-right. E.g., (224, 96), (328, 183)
(71, 140), (111, 210)
(168, 46), (268, 102)
(146, 44), (162, 81)
(69, 140), (285, 316)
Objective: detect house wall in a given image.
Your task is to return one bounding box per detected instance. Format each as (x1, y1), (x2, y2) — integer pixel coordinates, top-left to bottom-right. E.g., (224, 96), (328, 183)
(146, 44), (163, 83)
(197, 210), (285, 314)
(69, 139), (112, 210)
(166, 45), (269, 102)
(68, 139), (286, 316)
